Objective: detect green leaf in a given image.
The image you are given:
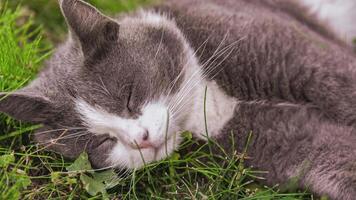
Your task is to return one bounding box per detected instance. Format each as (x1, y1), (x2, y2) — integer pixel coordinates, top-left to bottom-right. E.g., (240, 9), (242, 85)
(51, 172), (62, 185)
(170, 152), (180, 161)
(92, 170), (115, 182)
(93, 169), (121, 189)
(66, 152), (120, 197)
(181, 131), (193, 140)
(15, 174), (31, 189)
(0, 153), (15, 168)
(80, 174), (107, 197)
(66, 152), (92, 172)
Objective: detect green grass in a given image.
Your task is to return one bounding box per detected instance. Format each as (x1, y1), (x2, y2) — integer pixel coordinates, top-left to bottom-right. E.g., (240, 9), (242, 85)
(7, 0), (153, 43)
(0, 1), (314, 199)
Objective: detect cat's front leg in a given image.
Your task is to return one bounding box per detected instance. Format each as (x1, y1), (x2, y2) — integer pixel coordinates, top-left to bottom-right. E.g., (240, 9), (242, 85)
(214, 101), (356, 199)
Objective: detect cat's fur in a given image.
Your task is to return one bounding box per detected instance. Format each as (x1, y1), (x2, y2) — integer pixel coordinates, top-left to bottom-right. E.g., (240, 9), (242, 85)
(1, 0), (356, 199)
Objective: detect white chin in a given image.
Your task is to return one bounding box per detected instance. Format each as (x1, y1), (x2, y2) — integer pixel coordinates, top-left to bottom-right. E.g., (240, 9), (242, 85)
(106, 135), (181, 169)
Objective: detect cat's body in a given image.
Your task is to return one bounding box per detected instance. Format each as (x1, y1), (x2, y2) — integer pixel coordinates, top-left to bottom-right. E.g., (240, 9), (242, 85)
(159, 1), (356, 198)
(1, 0), (356, 199)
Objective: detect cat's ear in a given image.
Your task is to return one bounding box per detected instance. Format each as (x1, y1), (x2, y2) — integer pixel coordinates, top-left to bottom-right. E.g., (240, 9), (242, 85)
(0, 92), (56, 123)
(59, 0), (120, 58)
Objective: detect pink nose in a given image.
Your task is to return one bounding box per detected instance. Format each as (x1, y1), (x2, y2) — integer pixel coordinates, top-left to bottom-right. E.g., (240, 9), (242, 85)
(133, 129), (155, 149)
(137, 140), (154, 149)
(142, 129), (149, 141)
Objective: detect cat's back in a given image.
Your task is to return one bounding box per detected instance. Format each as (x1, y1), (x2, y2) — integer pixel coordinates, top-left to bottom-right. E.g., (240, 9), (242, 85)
(157, 0), (356, 98)
(158, 0), (343, 50)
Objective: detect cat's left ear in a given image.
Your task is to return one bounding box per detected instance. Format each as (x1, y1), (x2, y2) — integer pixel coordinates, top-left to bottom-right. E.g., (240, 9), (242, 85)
(59, 0), (120, 58)
(0, 92), (57, 123)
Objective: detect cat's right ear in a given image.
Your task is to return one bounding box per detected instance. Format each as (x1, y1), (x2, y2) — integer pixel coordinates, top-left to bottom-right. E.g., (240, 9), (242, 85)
(0, 92), (56, 124)
(59, 0), (120, 58)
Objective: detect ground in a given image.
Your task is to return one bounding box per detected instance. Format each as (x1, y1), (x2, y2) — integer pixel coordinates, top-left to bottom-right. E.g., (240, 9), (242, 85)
(0, 1), (319, 199)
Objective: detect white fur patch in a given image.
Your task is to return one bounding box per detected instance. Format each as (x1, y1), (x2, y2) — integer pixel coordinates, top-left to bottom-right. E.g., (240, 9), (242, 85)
(75, 100), (180, 169)
(300, 0), (356, 44)
(183, 80), (238, 140)
(108, 134), (178, 168)
(156, 23), (238, 141)
(141, 11), (167, 26)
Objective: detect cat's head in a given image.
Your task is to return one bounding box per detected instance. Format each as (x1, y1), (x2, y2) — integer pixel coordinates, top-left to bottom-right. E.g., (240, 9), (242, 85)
(0, 0), (202, 169)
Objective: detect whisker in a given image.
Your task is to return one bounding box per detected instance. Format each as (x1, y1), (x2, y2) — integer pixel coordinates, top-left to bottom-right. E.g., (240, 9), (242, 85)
(33, 128), (86, 136)
(171, 46), (238, 118)
(32, 130), (69, 153)
(171, 47), (237, 117)
(210, 47), (239, 80)
(169, 37), (244, 118)
(90, 165), (117, 172)
(167, 32), (231, 111)
(169, 40), (234, 114)
(98, 76), (112, 97)
(154, 28), (164, 60)
(37, 131), (91, 146)
(163, 35), (212, 104)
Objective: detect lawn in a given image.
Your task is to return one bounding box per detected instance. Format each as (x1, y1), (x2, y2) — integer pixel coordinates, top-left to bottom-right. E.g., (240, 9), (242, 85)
(0, 1), (314, 199)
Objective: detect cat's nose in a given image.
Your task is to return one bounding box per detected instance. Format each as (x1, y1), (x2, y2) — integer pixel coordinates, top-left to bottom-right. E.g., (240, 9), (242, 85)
(137, 140), (154, 149)
(133, 129), (154, 149)
(142, 129), (149, 141)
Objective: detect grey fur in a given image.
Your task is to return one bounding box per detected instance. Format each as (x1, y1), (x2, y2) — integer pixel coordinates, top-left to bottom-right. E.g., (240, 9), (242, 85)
(1, 0), (356, 199)
(1, 0), (189, 167)
(157, 0), (356, 199)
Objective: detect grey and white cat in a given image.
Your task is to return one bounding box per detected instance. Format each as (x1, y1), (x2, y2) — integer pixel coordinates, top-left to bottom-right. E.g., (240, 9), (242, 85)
(1, 0), (356, 199)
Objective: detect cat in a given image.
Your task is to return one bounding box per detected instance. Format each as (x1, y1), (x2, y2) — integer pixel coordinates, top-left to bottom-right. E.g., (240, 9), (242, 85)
(1, 0), (356, 199)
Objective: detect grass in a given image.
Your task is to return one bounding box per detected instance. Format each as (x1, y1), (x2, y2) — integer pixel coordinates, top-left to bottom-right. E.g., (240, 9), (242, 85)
(0, 1), (314, 199)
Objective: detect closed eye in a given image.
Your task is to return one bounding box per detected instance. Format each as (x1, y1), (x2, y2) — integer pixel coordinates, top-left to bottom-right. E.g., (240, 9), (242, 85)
(126, 86), (133, 113)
